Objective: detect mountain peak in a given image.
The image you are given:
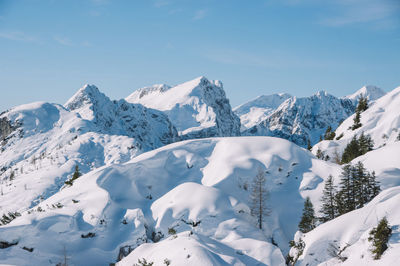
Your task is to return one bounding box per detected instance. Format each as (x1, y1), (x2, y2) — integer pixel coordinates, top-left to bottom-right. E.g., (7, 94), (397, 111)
(345, 85), (386, 102)
(126, 76), (240, 138)
(64, 84), (108, 111)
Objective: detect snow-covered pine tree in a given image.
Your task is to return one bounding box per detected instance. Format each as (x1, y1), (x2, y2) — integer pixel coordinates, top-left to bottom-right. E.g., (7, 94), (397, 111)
(320, 175), (336, 222)
(250, 167), (269, 229)
(298, 197), (316, 233)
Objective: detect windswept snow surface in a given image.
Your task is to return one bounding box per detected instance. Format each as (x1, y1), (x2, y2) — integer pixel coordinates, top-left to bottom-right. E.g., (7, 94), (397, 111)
(0, 137), (341, 265)
(126, 76), (241, 139)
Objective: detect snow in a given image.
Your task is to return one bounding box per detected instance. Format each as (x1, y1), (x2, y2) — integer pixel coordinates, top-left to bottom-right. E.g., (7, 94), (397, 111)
(344, 85), (386, 102)
(313, 86), (400, 159)
(126, 76), (241, 139)
(234, 93), (292, 130)
(0, 137), (341, 265)
(0, 85), (178, 221)
(1, 80), (399, 266)
(295, 186), (400, 266)
(243, 91), (355, 147)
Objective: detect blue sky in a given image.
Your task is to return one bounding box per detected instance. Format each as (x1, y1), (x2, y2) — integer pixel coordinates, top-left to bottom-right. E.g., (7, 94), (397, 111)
(0, 0), (399, 111)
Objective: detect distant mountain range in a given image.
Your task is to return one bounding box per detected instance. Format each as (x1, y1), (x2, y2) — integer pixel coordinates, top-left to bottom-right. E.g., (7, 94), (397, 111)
(0, 77), (398, 266)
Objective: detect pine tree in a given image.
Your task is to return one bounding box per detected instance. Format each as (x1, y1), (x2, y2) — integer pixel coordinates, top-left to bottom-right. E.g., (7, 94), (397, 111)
(324, 126), (336, 140)
(298, 197), (316, 233)
(368, 217), (392, 260)
(65, 165), (81, 186)
(359, 132), (374, 154)
(334, 191), (346, 216)
(397, 132), (400, 141)
(366, 171), (380, 201)
(72, 165), (81, 181)
(320, 175), (336, 222)
(351, 111), (362, 130)
(354, 161), (368, 208)
(356, 95), (368, 113)
(307, 139), (312, 151)
(337, 165), (355, 213)
(316, 148), (324, 159)
(341, 136), (359, 164)
(250, 168), (269, 229)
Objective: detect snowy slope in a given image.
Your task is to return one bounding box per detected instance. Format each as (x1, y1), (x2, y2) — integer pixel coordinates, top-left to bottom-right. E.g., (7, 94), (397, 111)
(233, 93), (292, 130)
(291, 86), (400, 266)
(0, 85), (179, 222)
(294, 186), (400, 266)
(312, 86), (400, 160)
(344, 85), (386, 102)
(243, 91), (355, 147)
(0, 137), (341, 265)
(126, 76), (241, 139)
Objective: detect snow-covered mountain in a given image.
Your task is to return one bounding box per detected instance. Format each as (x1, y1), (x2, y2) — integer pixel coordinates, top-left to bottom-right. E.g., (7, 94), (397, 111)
(0, 85), (179, 220)
(1, 80), (399, 266)
(313, 86), (400, 159)
(126, 76), (241, 139)
(234, 93), (292, 130)
(242, 91), (355, 147)
(0, 136), (341, 265)
(344, 85), (386, 102)
(65, 84), (179, 148)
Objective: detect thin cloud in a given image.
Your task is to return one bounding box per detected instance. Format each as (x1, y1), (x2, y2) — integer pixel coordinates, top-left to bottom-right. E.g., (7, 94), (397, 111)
(154, 0), (170, 8)
(0, 31), (37, 42)
(320, 0), (400, 28)
(54, 36), (74, 46)
(193, 9), (207, 20)
(90, 0), (109, 5)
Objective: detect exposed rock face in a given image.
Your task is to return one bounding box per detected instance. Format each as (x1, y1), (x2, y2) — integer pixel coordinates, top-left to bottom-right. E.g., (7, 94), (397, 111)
(243, 91), (355, 147)
(0, 117), (13, 143)
(65, 84), (180, 150)
(234, 93), (292, 130)
(126, 76), (241, 139)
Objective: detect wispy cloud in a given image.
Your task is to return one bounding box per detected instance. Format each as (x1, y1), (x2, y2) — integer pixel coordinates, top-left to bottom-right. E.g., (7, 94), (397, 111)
(154, 0), (170, 8)
(53, 36), (92, 47)
(0, 31), (38, 42)
(90, 0), (109, 5)
(54, 36), (74, 46)
(193, 9), (207, 20)
(320, 0), (400, 28)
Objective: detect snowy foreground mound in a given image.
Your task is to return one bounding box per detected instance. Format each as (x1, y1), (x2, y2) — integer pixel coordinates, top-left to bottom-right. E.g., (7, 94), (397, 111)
(0, 137), (340, 265)
(126, 76), (241, 139)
